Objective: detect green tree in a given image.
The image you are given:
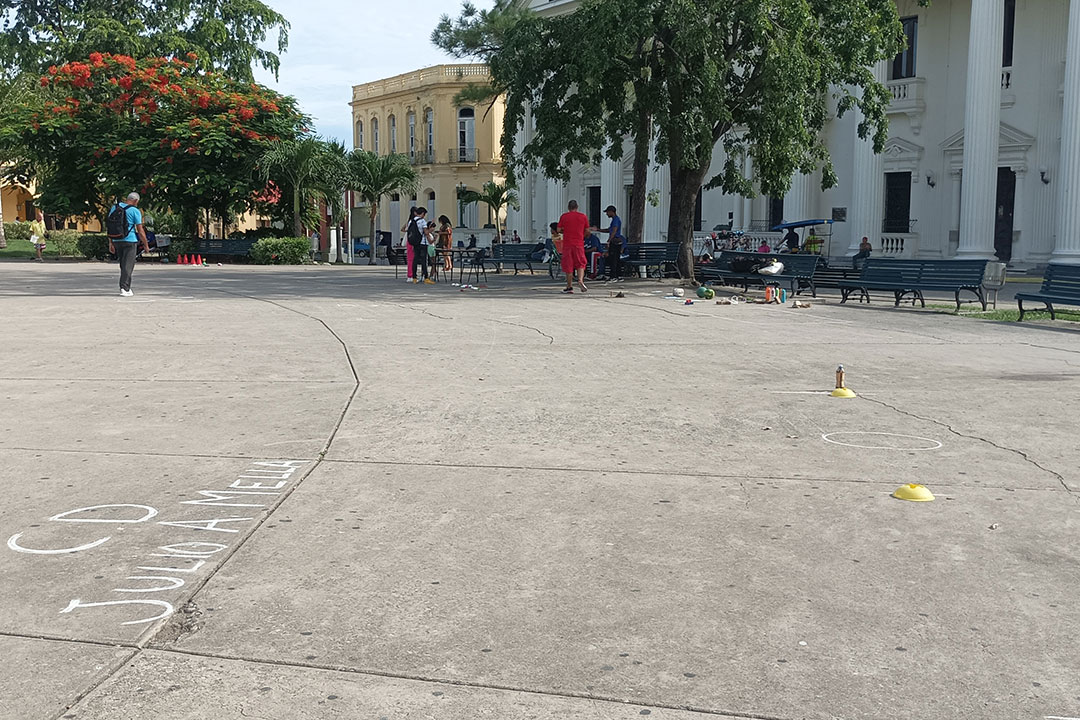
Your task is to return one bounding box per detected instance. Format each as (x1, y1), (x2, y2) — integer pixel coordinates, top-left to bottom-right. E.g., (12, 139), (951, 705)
(0, 0), (289, 81)
(0, 72), (35, 249)
(459, 180), (518, 235)
(346, 150), (419, 265)
(4, 53), (306, 234)
(259, 136), (346, 239)
(436, 0), (904, 278)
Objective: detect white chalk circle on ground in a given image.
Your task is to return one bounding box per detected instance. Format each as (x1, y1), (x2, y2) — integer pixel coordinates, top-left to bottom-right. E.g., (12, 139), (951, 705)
(821, 431), (943, 451)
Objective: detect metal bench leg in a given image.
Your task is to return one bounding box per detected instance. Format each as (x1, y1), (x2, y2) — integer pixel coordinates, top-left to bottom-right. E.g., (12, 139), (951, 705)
(1017, 298), (1026, 321)
(1049, 302), (1056, 320)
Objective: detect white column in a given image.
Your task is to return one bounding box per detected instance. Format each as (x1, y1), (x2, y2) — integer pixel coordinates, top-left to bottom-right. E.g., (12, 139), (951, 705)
(1052, 0), (1080, 263)
(742, 155), (754, 231)
(548, 177), (567, 219)
(601, 156), (621, 215)
(848, 61), (888, 252)
(949, 170), (963, 232)
(956, 0), (1005, 259)
(785, 173), (813, 223)
(645, 142), (664, 241)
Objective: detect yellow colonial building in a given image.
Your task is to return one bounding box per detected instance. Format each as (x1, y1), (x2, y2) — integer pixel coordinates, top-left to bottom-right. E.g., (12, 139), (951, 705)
(349, 64), (505, 240)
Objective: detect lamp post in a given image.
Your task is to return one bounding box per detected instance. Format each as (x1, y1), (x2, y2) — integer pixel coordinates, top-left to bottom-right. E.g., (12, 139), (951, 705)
(456, 182), (467, 228)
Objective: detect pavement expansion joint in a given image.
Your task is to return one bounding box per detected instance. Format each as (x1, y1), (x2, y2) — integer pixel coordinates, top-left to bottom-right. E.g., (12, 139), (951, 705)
(388, 302), (455, 320)
(149, 647), (789, 720)
(858, 393), (1073, 493)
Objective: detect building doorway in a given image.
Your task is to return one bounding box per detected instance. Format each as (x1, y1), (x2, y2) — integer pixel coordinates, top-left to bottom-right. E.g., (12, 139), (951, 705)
(995, 167), (1016, 262)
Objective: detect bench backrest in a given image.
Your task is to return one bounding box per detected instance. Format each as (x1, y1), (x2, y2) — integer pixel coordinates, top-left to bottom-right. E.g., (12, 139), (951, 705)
(717, 251), (819, 276)
(1039, 263), (1080, 296)
(196, 238), (256, 255)
(858, 258), (988, 286)
(624, 243), (672, 262)
(492, 244), (535, 260)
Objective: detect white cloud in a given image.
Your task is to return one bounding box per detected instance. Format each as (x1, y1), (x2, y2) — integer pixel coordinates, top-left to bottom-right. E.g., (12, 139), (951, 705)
(254, 0), (494, 145)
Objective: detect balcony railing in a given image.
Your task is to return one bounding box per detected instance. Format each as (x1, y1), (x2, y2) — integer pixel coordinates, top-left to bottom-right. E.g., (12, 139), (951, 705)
(883, 218), (918, 234)
(409, 149), (435, 165)
(451, 147), (479, 163)
(1002, 68), (1013, 90)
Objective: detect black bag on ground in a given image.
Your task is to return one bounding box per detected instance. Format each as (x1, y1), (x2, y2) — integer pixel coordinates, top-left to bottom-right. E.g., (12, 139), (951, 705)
(106, 203), (130, 239)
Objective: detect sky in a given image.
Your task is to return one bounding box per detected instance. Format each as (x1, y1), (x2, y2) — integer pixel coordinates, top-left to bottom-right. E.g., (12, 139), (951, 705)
(253, 0), (494, 146)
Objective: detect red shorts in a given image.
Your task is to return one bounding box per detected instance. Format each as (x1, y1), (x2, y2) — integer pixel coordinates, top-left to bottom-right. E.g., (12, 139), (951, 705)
(561, 241), (586, 273)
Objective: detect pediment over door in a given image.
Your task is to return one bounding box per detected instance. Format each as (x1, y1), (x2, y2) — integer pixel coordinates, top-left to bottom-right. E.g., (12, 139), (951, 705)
(941, 122), (1035, 173)
(882, 137), (925, 175)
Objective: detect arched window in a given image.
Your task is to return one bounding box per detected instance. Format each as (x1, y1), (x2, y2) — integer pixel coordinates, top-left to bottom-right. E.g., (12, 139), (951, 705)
(388, 114), (397, 153)
(355, 119), (364, 150)
(372, 117), (380, 154)
(457, 107), (475, 162)
(427, 190), (436, 220)
(407, 112), (416, 160)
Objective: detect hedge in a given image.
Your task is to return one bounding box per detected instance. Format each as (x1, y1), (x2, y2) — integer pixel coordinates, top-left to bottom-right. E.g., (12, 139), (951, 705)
(250, 236), (311, 265)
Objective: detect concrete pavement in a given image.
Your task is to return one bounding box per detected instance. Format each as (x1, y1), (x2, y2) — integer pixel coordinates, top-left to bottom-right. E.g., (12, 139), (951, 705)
(1, 262), (1078, 720)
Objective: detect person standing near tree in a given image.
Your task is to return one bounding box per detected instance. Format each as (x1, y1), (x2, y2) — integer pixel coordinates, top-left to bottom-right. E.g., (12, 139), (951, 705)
(29, 209), (46, 262)
(597, 205), (625, 282)
(106, 192), (150, 297)
(557, 200), (589, 293)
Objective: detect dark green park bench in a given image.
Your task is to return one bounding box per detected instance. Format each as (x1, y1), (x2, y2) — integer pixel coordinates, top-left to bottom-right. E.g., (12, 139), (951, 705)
(490, 243), (540, 274)
(811, 257), (864, 288)
(196, 238), (256, 259)
(622, 242), (679, 278)
(837, 258), (989, 310)
(699, 250), (820, 296)
(1016, 263), (1080, 320)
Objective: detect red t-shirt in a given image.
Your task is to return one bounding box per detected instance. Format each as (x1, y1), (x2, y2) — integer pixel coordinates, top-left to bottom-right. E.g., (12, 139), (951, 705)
(558, 211), (589, 245)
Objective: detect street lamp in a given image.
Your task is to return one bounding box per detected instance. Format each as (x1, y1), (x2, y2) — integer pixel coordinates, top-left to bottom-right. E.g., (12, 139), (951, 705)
(456, 182), (467, 228)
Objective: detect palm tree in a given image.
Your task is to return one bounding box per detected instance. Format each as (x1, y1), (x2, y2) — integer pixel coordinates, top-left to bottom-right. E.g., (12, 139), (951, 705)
(460, 181), (518, 237)
(346, 150), (419, 265)
(259, 136), (344, 238)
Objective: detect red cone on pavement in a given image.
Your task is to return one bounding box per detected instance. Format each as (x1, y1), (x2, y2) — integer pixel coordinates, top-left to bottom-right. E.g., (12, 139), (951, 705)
(195, 254), (203, 266)
(179, 254), (187, 265)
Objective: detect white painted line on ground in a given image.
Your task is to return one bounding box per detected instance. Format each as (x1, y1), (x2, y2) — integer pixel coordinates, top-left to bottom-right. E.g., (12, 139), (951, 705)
(1044, 716), (1080, 720)
(770, 390), (830, 395)
(822, 431), (943, 451)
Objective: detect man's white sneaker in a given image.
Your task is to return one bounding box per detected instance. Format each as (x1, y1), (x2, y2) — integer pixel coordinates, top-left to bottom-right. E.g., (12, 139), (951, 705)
(120, 289), (133, 297)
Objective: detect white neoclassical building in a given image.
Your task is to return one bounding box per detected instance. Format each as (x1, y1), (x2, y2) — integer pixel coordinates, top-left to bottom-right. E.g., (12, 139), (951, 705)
(506, 0), (1080, 268)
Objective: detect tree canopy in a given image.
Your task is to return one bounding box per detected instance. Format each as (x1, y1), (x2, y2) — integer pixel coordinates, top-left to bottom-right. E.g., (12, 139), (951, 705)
(0, 0), (289, 81)
(436, 0), (905, 275)
(5, 52), (306, 231)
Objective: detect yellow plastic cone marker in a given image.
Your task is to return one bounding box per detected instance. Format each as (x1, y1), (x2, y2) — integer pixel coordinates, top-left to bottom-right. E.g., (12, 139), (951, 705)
(892, 483), (935, 502)
(830, 364), (857, 398)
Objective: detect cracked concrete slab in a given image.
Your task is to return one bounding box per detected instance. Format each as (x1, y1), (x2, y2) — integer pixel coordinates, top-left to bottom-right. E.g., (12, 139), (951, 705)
(0, 450), (316, 644)
(0, 636), (132, 720)
(165, 461), (1080, 720)
(3, 264), (1079, 720)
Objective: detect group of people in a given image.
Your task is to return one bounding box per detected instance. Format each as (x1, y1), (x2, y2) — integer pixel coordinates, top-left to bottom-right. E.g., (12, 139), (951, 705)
(399, 206), (457, 284)
(551, 203), (626, 294)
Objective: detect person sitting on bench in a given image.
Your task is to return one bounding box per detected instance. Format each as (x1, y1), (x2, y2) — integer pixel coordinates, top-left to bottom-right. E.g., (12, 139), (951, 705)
(852, 236), (872, 268)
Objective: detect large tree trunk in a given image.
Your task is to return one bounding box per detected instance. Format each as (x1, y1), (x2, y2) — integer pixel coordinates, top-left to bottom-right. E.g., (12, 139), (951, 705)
(628, 109), (652, 244)
(668, 162), (710, 282)
(292, 188), (303, 238)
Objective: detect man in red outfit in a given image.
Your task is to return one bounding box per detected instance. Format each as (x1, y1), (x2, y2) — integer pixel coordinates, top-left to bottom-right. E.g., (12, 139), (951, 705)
(558, 199), (589, 293)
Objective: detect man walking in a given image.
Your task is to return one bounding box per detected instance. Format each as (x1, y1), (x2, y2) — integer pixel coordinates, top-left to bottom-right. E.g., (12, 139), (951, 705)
(557, 199), (589, 293)
(106, 192), (150, 297)
(598, 205), (625, 282)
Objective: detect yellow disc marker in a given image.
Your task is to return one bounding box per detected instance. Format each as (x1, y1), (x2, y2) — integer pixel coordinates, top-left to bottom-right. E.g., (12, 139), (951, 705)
(892, 484), (936, 502)
(830, 364), (857, 398)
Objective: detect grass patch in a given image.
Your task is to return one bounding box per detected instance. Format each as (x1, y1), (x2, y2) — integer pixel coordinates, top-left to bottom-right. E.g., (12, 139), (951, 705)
(0, 237), (37, 260)
(927, 303), (1080, 323)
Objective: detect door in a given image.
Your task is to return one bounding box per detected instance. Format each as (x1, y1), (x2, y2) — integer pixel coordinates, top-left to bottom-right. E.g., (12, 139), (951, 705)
(995, 167), (1015, 262)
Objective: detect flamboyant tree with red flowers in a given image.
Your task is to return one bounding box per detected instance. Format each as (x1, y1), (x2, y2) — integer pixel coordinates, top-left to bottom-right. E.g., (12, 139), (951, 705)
(8, 52), (307, 232)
